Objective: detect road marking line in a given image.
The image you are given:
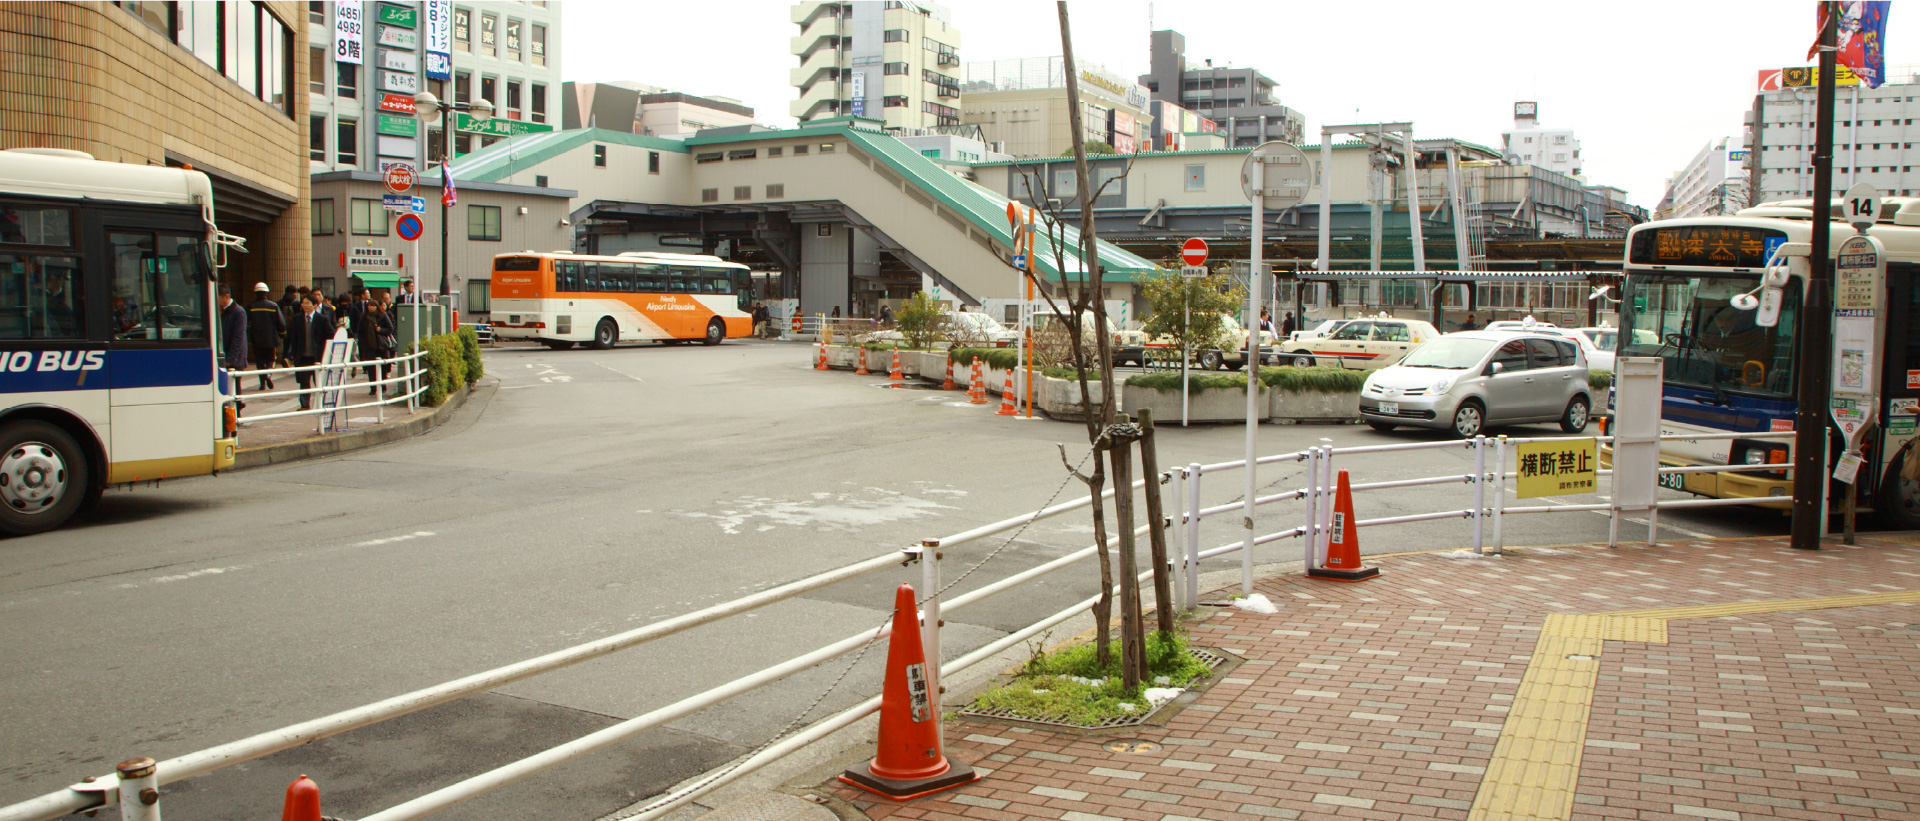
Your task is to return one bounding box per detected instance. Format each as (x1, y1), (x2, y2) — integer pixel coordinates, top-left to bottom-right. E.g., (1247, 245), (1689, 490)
(352, 531), (436, 547)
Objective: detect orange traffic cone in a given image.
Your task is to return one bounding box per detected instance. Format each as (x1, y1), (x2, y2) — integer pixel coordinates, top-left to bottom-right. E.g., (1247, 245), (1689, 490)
(856, 347), (871, 375)
(281, 775), (321, 821)
(840, 584), (979, 800)
(968, 361), (987, 404)
(889, 349), (905, 383)
(995, 368), (1017, 415)
(816, 342), (830, 371)
(942, 358), (956, 390)
(1307, 469), (1380, 582)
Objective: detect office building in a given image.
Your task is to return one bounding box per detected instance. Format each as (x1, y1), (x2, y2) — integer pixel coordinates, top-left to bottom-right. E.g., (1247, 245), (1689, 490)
(1745, 69), (1920, 202)
(1657, 137), (1749, 219)
(1499, 101), (1583, 180)
(562, 82), (757, 138)
(1138, 30), (1303, 147)
(0, 2), (311, 294)
(790, 1), (963, 130)
(960, 57), (1153, 159)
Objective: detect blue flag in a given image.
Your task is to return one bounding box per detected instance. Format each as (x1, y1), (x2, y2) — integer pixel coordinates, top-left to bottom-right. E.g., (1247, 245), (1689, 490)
(1812, 2), (1891, 88)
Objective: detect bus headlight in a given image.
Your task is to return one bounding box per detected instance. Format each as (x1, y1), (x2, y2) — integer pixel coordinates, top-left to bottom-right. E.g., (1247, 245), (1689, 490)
(1744, 450), (1768, 465)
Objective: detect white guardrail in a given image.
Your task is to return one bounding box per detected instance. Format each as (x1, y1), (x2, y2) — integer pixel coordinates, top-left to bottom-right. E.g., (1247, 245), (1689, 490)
(236, 348), (431, 433)
(0, 429), (1791, 821)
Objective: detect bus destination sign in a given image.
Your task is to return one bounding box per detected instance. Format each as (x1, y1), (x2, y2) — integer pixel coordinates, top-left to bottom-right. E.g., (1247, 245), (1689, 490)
(1628, 226), (1784, 268)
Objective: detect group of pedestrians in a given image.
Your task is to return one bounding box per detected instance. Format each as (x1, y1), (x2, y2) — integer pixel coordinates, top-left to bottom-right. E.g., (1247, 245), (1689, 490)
(217, 281), (412, 412)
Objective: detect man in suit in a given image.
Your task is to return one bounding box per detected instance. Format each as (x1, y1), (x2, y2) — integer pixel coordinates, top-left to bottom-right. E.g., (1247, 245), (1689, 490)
(288, 293), (336, 410)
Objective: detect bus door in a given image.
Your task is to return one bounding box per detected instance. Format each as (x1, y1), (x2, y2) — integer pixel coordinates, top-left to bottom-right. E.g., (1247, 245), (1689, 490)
(1876, 261), (1920, 495)
(101, 210), (218, 476)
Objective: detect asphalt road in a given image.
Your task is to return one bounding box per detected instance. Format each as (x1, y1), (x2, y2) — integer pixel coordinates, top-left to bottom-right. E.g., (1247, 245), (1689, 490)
(0, 339), (1789, 820)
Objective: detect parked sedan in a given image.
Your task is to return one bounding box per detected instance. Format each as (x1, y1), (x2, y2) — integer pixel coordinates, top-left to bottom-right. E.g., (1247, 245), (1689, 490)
(1359, 330), (1592, 438)
(1279, 317), (1438, 370)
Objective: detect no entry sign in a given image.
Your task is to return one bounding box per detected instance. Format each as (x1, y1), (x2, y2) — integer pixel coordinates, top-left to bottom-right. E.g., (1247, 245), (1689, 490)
(1181, 237), (1208, 267)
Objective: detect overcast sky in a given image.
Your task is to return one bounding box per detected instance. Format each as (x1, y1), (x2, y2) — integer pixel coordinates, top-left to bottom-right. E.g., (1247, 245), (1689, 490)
(561, 1), (1920, 208)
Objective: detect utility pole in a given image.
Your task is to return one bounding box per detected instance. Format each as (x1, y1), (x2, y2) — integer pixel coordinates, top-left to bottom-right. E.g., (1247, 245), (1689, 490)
(1790, 5), (1840, 551)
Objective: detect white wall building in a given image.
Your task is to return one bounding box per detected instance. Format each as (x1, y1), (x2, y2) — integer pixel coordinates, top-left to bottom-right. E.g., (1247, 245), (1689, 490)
(1746, 70), (1920, 203)
(790, 1), (963, 131)
(1499, 101), (1582, 180)
(1657, 136), (1749, 219)
(309, 1), (562, 175)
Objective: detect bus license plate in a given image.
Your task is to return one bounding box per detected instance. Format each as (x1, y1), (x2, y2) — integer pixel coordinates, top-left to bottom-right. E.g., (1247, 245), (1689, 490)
(1376, 402), (1398, 415)
(1658, 471), (1687, 491)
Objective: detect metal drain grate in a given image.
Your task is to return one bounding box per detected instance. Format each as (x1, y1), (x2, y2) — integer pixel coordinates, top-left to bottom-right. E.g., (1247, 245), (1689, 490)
(958, 648), (1226, 730)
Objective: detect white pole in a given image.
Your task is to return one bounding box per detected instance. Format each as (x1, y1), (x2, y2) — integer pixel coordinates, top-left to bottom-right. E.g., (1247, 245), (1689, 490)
(1401, 130), (1426, 273)
(1181, 289), (1189, 426)
(1184, 462), (1201, 610)
(1302, 448), (1320, 570)
(1472, 435), (1486, 554)
(1242, 158), (1263, 597)
(1317, 131), (1333, 276)
(918, 542), (941, 749)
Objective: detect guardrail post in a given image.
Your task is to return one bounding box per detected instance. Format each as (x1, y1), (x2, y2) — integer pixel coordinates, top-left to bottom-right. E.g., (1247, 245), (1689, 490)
(1318, 446), (1336, 569)
(1184, 463), (1201, 612)
(1302, 448), (1320, 571)
(1492, 435), (1507, 554)
(917, 540), (942, 748)
(115, 757), (160, 821)
(314, 364), (325, 435)
(1171, 467), (1186, 612)
(1647, 505), (1660, 547)
(1472, 435), (1486, 555)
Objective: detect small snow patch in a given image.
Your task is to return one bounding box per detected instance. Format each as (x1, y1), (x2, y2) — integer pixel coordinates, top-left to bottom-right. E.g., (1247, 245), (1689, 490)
(1231, 593), (1279, 614)
(1437, 549), (1499, 559)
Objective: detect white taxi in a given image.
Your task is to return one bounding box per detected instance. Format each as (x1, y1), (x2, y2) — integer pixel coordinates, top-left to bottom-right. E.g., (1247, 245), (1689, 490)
(1278, 316), (1439, 370)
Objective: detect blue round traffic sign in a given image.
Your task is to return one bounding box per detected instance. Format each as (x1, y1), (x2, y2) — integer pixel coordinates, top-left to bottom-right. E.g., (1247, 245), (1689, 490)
(395, 213), (424, 241)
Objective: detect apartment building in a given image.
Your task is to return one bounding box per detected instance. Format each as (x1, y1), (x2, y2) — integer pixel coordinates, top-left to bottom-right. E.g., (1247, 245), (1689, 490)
(1746, 69), (1920, 202)
(960, 57), (1153, 159)
(1138, 30), (1303, 147)
(790, 1), (963, 131)
(1657, 137), (1749, 219)
(1500, 101), (1583, 180)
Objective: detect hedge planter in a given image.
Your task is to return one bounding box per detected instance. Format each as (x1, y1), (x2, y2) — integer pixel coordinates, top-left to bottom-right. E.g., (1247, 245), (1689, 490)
(1270, 389), (1362, 423)
(1122, 382), (1270, 423)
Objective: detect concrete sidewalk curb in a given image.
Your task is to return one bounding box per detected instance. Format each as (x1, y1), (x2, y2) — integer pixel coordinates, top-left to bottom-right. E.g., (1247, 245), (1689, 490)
(231, 381), (477, 470)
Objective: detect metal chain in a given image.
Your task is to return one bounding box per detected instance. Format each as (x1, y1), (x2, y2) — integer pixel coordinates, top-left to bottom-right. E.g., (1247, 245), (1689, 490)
(925, 445), (1094, 602)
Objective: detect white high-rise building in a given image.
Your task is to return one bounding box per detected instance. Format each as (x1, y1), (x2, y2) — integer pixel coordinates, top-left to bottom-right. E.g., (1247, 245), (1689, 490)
(1500, 101), (1583, 180)
(1746, 71), (1920, 203)
(790, 1), (963, 130)
(1657, 137), (1749, 219)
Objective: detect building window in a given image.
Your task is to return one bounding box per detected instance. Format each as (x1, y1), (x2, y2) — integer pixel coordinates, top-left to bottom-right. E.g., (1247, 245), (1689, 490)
(648, 151), (660, 173)
(311, 198), (335, 235)
(734, 186), (752, 201)
(308, 1), (324, 23)
(506, 80), (522, 119)
(454, 7), (470, 51)
(480, 13), (497, 57)
(883, 28), (908, 42)
(1185, 164), (1205, 191)
(695, 152), (722, 164)
(594, 145), (607, 167)
(883, 62), (908, 75)
(767, 184), (785, 199)
(883, 95), (908, 108)
(336, 62), (357, 99)
(793, 144), (810, 155)
(819, 142), (835, 153)
(480, 76), (496, 109)
(702, 188), (719, 202)
(505, 18), (523, 62)
(535, 175), (548, 188)
(468, 279), (491, 312)
(531, 24), (547, 67)
(530, 83), (546, 123)
(308, 46), (326, 94)
(768, 147), (783, 157)
(309, 114), (326, 161)
(336, 119), (357, 166)
(467, 205), (501, 241)
(350, 198), (386, 235)
(454, 71), (471, 105)
(728, 149), (757, 160)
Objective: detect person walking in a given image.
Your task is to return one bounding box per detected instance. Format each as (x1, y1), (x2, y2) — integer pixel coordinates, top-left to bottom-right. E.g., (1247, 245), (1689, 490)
(287, 292), (335, 410)
(752, 303), (771, 338)
(357, 300), (397, 396)
(1459, 313), (1479, 332)
(217, 285), (247, 383)
(1281, 311), (1297, 338)
(246, 282), (285, 390)
(878, 303), (894, 327)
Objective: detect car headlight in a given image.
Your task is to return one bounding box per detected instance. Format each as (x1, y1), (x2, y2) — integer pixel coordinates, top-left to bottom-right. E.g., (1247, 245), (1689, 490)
(1433, 378), (1454, 394)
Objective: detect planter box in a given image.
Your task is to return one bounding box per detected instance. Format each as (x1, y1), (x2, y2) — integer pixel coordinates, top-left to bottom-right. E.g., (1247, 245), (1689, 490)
(1269, 389), (1362, 423)
(1122, 383), (1269, 423)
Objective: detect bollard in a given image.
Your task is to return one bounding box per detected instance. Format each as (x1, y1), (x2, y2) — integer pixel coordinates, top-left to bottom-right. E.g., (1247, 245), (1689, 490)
(116, 757), (160, 821)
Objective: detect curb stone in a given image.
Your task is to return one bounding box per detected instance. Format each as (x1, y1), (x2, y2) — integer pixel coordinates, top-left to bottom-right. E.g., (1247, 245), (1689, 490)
(230, 380), (478, 470)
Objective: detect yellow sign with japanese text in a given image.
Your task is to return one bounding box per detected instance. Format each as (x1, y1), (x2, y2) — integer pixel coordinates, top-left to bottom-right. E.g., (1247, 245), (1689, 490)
(1514, 438), (1598, 499)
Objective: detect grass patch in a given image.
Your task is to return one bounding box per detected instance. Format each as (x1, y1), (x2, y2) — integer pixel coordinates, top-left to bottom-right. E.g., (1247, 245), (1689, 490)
(968, 631), (1214, 725)
(1124, 371), (1252, 394)
(1589, 370), (1613, 391)
(1256, 366), (1365, 393)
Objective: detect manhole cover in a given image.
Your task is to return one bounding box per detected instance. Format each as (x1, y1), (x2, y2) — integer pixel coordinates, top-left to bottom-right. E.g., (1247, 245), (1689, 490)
(1103, 738), (1161, 754)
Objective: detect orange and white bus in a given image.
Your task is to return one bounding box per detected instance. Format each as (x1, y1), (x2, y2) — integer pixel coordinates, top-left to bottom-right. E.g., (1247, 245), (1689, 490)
(489, 251), (754, 350)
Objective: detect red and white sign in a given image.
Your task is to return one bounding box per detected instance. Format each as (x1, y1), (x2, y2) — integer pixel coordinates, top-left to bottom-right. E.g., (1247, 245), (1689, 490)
(1181, 237), (1209, 267)
(384, 163), (417, 195)
(1907, 369), (1920, 389)
(1771, 418), (1794, 432)
(379, 93), (417, 114)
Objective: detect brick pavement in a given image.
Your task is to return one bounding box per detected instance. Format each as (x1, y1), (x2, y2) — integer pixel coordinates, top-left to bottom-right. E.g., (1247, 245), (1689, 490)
(828, 535), (1920, 821)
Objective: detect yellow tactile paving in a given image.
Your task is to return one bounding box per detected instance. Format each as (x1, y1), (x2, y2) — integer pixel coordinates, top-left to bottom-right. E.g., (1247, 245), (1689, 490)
(1469, 591), (1918, 821)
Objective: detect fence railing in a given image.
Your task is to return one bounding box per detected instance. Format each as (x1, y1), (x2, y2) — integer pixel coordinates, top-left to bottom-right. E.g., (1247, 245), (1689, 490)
(235, 348), (429, 434)
(0, 429), (1793, 821)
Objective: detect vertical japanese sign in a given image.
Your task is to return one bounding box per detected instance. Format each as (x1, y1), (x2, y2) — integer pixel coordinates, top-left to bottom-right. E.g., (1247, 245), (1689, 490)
(334, 1), (365, 64)
(1831, 233), (1886, 448)
(1514, 439), (1598, 498)
(849, 72), (866, 117)
(424, 0), (452, 80)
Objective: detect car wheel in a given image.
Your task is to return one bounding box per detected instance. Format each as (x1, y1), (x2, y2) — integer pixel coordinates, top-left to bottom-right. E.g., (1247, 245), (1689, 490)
(1198, 351), (1224, 371)
(1288, 353), (1316, 368)
(0, 421), (88, 536)
(542, 340), (575, 351)
(1450, 401), (1485, 439)
(592, 319), (617, 350)
(1558, 396), (1591, 433)
(1366, 421), (1396, 432)
(703, 319), (725, 346)
(1877, 445), (1920, 529)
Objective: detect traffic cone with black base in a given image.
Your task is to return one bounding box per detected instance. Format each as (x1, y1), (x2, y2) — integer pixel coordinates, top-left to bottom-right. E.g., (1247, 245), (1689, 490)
(841, 584), (979, 801)
(281, 775), (321, 821)
(1307, 469), (1380, 582)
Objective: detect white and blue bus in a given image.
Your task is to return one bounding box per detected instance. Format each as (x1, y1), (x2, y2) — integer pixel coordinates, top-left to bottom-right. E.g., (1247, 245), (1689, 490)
(1616, 200), (1920, 528)
(0, 148), (238, 535)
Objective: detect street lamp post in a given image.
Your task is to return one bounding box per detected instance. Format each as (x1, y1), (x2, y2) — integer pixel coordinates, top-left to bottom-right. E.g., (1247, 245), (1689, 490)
(410, 92), (493, 302)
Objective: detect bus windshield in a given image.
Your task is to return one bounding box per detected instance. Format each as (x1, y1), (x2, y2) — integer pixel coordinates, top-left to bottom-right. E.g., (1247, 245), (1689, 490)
(1620, 274), (1799, 398)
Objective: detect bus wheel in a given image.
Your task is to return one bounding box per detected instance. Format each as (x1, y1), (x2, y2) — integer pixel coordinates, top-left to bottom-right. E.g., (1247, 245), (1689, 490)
(0, 421), (88, 536)
(703, 319), (725, 346)
(543, 340), (575, 351)
(1876, 447), (1920, 530)
(592, 319), (617, 350)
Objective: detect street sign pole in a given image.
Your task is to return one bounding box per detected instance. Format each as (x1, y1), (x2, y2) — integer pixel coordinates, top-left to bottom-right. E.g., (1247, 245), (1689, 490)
(1792, 8), (1840, 551)
(1242, 160), (1262, 595)
(1179, 238), (1208, 428)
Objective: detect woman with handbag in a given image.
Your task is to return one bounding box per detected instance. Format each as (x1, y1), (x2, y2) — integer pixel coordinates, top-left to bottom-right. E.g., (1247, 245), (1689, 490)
(359, 301), (398, 396)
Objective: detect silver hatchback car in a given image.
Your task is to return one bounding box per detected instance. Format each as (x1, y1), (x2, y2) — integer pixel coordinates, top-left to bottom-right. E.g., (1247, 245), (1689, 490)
(1358, 331), (1591, 438)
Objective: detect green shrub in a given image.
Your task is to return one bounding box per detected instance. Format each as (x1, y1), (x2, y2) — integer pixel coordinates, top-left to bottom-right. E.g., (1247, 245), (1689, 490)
(458, 325), (484, 383)
(1124, 371), (1253, 394)
(894, 291), (946, 350)
(947, 347), (1019, 370)
(1589, 370), (1613, 391)
(1256, 366), (1367, 393)
(405, 331), (467, 406)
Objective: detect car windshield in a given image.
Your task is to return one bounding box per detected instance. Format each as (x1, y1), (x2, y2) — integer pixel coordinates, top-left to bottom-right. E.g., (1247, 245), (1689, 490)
(1399, 337), (1496, 369)
(1590, 330), (1617, 350)
(1621, 273), (1800, 398)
